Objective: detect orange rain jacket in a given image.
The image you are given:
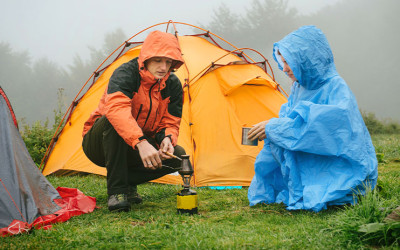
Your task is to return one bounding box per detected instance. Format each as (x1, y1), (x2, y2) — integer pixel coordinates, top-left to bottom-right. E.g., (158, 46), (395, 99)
(82, 31), (185, 148)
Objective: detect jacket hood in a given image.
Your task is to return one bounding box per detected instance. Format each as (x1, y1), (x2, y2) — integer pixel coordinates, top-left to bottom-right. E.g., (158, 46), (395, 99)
(138, 30), (184, 72)
(273, 26), (338, 90)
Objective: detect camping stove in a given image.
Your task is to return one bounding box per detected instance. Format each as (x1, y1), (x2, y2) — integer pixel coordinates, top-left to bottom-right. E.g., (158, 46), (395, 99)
(177, 155), (198, 215)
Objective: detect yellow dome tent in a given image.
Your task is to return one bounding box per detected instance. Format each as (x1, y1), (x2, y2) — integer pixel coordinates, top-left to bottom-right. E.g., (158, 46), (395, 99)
(41, 21), (287, 187)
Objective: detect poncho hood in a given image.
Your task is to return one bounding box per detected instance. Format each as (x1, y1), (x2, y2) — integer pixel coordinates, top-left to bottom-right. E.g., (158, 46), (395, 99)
(273, 26), (338, 90)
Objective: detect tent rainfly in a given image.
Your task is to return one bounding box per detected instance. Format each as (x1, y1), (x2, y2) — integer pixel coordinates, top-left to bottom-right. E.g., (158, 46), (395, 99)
(0, 86), (96, 237)
(41, 21), (288, 187)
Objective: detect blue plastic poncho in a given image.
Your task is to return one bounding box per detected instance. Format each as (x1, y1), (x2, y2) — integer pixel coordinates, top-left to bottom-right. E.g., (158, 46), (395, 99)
(248, 26), (378, 212)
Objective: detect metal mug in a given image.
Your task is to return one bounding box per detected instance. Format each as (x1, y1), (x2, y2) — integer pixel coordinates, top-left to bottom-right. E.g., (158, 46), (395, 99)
(241, 127), (258, 146)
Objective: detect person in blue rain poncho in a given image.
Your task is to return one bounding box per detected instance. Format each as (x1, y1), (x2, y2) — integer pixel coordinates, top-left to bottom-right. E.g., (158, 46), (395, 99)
(247, 26), (378, 212)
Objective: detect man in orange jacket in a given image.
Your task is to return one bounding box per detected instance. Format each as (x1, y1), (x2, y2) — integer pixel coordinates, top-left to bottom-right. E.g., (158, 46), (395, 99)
(82, 30), (186, 212)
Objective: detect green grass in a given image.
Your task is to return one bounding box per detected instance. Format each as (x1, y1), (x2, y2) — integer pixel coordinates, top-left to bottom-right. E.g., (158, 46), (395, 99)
(1, 135), (399, 249)
(372, 134), (400, 162)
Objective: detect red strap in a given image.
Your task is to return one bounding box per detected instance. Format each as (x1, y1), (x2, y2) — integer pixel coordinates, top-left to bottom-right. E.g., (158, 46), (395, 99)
(0, 87), (18, 128)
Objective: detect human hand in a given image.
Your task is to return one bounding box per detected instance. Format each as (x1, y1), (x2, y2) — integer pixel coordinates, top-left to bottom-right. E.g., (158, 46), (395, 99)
(159, 136), (174, 160)
(247, 120), (269, 141)
(136, 140), (162, 169)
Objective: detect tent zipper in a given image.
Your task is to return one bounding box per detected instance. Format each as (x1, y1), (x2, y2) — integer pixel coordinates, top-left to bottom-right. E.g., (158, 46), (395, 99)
(143, 80), (159, 128)
(135, 104), (143, 121)
(152, 109), (159, 129)
(151, 81), (162, 129)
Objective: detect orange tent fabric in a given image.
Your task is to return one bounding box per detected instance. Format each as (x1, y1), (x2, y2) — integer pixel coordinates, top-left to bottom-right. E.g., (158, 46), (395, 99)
(42, 22), (287, 187)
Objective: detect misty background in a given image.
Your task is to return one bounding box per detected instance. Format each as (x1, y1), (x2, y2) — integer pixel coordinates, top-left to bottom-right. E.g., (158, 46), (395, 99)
(1, 0), (399, 125)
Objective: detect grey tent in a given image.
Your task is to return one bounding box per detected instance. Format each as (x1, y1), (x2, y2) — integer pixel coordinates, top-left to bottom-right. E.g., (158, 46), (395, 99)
(0, 86), (61, 235)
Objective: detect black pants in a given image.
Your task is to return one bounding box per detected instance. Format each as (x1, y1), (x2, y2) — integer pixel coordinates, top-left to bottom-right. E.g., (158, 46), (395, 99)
(82, 116), (185, 195)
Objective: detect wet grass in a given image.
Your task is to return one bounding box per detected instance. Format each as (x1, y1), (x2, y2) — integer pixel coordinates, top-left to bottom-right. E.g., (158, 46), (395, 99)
(1, 134), (399, 249)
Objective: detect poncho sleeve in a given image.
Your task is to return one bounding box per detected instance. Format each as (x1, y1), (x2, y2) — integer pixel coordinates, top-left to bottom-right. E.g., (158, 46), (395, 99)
(265, 79), (364, 157)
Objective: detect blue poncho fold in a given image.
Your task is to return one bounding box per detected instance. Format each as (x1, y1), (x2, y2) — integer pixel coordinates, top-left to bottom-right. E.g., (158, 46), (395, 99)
(248, 26), (378, 212)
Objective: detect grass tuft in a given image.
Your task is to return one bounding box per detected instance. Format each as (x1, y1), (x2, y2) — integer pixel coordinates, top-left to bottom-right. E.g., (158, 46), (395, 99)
(328, 184), (400, 246)
(1, 135), (399, 249)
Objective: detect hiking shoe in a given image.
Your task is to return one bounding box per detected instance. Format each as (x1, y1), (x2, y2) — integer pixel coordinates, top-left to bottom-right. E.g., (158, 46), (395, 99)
(128, 185), (143, 204)
(108, 194), (130, 212)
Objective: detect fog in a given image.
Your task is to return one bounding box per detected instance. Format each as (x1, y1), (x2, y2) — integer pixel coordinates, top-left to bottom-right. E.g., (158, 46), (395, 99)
(1, 0), (399, 124)
(1, 0), (335, 67)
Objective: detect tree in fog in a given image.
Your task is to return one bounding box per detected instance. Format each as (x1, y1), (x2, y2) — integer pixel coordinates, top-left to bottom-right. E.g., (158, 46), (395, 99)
(206, 0), (400, 121)
(66, 28), (127, 98)
(0, 43), (66, 123)
(205, 4), (242, 45)
(0, 28), (127, 124)
(30, 58), (67, 121)
(206, 0), (297, 54)
(0, 42), (32, 112)
(205, 0), (298, 89)
(299, 0), (400, 120)
(103, 28), (127, 55)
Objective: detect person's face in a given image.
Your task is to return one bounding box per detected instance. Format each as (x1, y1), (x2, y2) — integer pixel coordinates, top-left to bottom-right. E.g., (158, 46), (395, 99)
(146, 57), (173, 79)
(279, 55), (297, 82)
